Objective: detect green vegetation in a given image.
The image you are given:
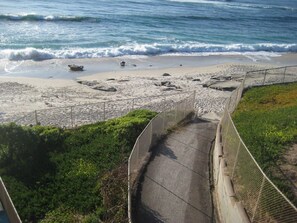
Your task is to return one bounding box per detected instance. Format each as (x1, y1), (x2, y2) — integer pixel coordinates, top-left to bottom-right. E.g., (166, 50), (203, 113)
(0, 110), (157, 223)
(232, 82), (297, 205)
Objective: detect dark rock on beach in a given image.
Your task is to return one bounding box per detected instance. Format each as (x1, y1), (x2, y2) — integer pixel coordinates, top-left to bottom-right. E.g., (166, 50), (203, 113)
(93, 86), (117, 92)
(76, 80), (98, 86)
(155, 80), (181, 91)
(118, 79), (130, 82)
(120, 61), (126, 67)
(68, 64), (84, 71)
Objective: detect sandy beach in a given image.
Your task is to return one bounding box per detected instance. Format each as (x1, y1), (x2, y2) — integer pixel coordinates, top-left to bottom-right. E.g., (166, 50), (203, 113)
(0, 54), (296, 125)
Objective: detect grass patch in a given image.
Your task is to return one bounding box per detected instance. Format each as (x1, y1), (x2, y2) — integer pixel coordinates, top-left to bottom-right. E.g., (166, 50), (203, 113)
(0, 109), (157, 222)
(233, 82), (297, 205)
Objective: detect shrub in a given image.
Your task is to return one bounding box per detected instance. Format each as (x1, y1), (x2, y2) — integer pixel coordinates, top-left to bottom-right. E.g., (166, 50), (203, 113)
(0, 110), (156, 222)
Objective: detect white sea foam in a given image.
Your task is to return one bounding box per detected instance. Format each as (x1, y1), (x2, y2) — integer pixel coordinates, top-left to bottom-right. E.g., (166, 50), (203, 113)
(168, 0), (296, 11)
(0, 13), (99, 22)
(0, 43), (295, 61)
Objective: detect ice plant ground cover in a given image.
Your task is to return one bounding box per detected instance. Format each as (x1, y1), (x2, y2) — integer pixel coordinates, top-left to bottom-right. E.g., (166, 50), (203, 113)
(0, 110), (157, 223)
(233, 82), (297, 205)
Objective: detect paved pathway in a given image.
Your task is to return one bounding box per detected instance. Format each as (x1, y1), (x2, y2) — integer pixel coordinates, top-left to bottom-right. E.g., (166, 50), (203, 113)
(135, 118), (217, 223)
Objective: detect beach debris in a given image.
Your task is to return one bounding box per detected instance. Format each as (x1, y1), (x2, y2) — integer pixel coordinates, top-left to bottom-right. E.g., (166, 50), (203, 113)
(68, 64), (84, 71)
(192, 78), (201, 82)
(120, 61), (126, 67)
(93, 86), (117, 92)
(162, 73), (171, 76)
(106, 78), (116, 81)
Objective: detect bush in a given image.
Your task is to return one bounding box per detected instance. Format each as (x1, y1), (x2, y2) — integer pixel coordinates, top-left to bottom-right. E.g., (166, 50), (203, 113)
(0, 110), (157, 222)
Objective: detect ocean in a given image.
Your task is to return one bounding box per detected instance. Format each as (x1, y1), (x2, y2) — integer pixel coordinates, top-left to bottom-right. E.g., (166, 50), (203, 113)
(0, 0), (296, 61)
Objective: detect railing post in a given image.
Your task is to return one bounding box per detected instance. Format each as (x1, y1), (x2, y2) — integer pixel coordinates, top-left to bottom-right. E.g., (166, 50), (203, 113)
(35, 110), (38, 125)
(193, 90), (196, 115)
(223, 112), (231, 149)
(103, 102), (106, 121)
(283, 67), (287, 83)
(175, 101), (179, 124)
(162, 112), (165, 134)
(242, 72), (248, 88)
(231, 140), (241, 180)
(150, 121), (153, 147)
(262, 70), (267, 85)
(131, 98), (135, 111)
(252, 176), (266, 222)
(70, 106), (74, 128)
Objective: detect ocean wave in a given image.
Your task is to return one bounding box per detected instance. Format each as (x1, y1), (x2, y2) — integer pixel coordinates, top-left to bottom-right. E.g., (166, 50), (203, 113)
(0, 13), (100, 22)
(168, 0), (296, 11)
(0, 43), (296, 61)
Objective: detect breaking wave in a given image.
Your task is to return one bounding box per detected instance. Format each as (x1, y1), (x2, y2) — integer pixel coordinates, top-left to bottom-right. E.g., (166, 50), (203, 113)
(0, 43), (296, 61)
(168, 0), (296, 11)
(0, 13), (100, 22)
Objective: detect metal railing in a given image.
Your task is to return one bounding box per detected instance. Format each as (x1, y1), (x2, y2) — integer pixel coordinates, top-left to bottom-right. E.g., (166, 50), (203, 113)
(7, 91), (193, 128)
(0, 177), (21, 223)
(128, 92), (195, 223)
(221, 65), (297, 222)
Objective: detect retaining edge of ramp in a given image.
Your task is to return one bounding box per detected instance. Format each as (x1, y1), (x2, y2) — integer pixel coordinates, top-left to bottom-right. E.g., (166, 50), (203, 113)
(213, 122), (250, 223)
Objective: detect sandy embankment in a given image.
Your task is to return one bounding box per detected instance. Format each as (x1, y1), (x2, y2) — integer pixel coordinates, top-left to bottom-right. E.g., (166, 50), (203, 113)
(0, 61), (281, 124)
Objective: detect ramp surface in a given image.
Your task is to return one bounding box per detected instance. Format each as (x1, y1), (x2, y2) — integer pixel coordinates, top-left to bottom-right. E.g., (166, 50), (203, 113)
(135, 119), (217, 223)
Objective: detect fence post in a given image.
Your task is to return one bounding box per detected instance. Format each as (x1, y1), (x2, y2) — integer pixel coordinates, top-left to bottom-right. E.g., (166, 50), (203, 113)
(149, 121), (153, 147)
(242, 72), (248, 88)
(131, 98), (135, 111)
(175, 101), (178, 124)
(262, 70), (267, 85)
(223, 113), (231, 149)
(252, 176), (266, 222)
(103, 102), (106, 121)
(231, 140), (241, 180)
(34, 110), (38, 125)
(283, 67), (287, 83)
(193, 91), (196, 116)
(136, 142), (139, 170)
(162, 112), (165, 134)
(70, 106), (74, 128)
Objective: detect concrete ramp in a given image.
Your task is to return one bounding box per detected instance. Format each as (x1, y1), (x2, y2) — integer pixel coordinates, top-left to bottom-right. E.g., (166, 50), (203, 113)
(135, 119), (217, 223)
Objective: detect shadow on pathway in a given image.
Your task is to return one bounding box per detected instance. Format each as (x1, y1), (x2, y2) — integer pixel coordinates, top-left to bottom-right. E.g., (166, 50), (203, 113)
(134, 118), (217, 223)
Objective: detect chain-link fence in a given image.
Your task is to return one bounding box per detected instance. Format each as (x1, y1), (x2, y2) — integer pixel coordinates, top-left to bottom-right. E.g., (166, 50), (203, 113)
(10, 91), (193, 128)
(128, 92), (195, 223)
(244, 65), (297, 89)
(221, 65), (297, 222)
